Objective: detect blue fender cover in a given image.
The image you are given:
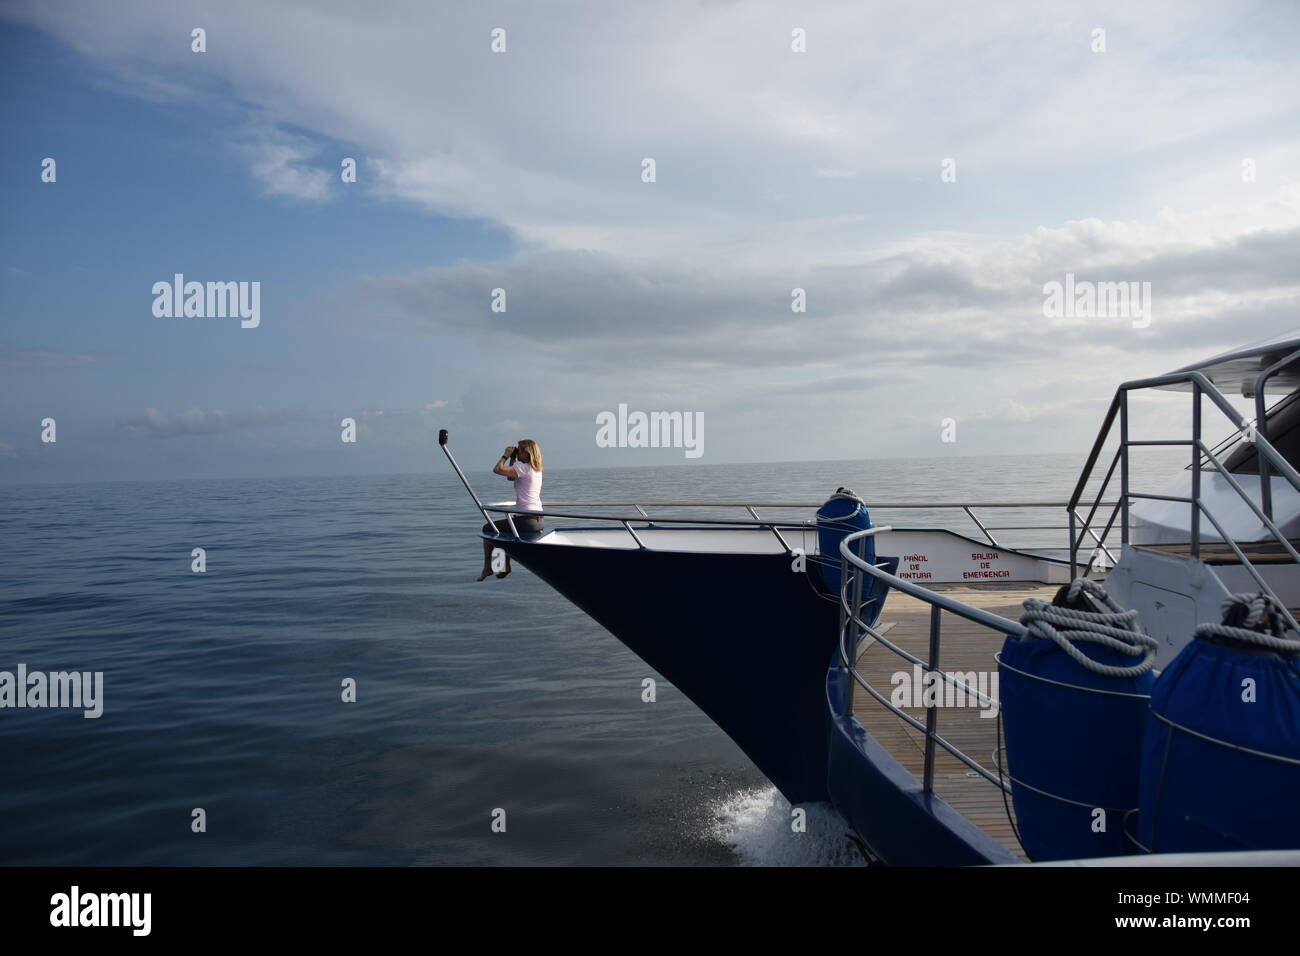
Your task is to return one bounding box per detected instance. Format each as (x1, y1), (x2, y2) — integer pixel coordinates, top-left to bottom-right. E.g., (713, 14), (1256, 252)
(816, 495), (873, 595)
(999, 636), (1154, 861)
(1139, 638), (1300, 852)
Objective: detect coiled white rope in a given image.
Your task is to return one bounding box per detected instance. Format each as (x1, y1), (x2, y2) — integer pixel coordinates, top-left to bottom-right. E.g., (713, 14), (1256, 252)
(1019, 578), (1159, 678)
(1195, 592), (1300, 653)
(823, 486), (865, 511)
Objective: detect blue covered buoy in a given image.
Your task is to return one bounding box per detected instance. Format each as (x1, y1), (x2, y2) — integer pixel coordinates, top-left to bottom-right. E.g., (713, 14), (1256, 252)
(998, 579), (1157, 862)
(815, 488), (873, 596)
(1138, 593), (1300, 853)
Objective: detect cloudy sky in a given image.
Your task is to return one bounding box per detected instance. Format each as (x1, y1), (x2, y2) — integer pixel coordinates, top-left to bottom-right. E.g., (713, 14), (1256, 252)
(2, 0), (1298, 483)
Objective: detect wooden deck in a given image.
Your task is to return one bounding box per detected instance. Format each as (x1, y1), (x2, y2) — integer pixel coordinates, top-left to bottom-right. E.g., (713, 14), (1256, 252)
(1133, 539), (1300, 564)
(850, 582), (1061, 862)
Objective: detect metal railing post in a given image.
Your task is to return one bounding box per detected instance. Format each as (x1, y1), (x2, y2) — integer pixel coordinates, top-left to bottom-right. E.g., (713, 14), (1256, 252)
(746, 505), (794, 552)
(838, 550), (851, 644)
(1250, 347), (1300, 523)
(1119, 392), (1130, 547)
(1069, 395), (1122, 512)
(1259, 412), (1274, 523)
(963, 506), (999, 547)
(849, 535), (866, 658)
(620, 520), (647, 549)
(1191, 381), (1202, 559)
(1074, 509), (1118, 569)
(923, 604), (941, 794)
(1068, 508), (1078, 578)
(841, 536), (868, 713)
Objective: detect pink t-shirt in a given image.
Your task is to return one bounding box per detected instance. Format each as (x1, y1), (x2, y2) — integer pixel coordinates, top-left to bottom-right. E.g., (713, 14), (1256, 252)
(513, 461), (543, 512)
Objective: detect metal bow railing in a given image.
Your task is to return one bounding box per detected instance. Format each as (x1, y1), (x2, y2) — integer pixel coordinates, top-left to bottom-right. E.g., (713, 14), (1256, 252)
(481, 499), (1095, 557)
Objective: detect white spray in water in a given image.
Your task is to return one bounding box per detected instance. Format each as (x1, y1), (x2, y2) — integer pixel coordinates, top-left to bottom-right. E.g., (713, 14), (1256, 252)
(711, 786), (867, 866)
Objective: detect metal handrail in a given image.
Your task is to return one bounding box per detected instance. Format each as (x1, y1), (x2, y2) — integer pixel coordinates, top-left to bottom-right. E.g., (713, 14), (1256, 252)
(482, 500), (1111, 554)
(1191, 388), (1297, 475)
(836, 527), (1023, 796)
(1253, 349), (1300, 521)
(1137, 371), (1297, 481)
(480, 502), (813, 551)
(501, 500), (1089, 509)
(483, 503), (818, 526)
(1068, 370), (1300, 592)
(839, 529), (1027, 632)
(1071, 369), (1300, 512)
(837, 366), (1300, 804)
(1070, 394), (1123, 510)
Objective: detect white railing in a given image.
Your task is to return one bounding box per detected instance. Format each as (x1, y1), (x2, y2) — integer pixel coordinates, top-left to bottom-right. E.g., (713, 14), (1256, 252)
(481, 499), (1095, 557)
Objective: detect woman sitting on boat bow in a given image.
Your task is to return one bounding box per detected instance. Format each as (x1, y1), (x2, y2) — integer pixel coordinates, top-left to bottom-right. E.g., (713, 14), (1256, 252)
(478, 438), (543, 582)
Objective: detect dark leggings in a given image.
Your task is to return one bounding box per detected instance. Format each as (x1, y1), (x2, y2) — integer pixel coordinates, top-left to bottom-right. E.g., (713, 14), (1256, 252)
(483, 516), (544, 536)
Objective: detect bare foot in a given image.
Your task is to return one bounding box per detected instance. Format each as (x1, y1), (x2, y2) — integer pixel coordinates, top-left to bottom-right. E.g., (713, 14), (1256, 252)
(495, 569), (511, 579)
(476, 569), (493, 582)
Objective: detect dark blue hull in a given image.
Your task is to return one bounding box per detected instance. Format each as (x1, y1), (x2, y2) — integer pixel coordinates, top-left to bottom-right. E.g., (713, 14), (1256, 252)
(491, 530), (839, 803)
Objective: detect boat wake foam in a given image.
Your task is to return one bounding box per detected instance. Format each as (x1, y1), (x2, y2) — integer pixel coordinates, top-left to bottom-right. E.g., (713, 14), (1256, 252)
(711, 786), (867, 867)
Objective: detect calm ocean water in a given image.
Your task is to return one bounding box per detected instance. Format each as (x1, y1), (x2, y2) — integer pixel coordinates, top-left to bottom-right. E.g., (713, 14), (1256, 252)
(0, 452), (1134, 866)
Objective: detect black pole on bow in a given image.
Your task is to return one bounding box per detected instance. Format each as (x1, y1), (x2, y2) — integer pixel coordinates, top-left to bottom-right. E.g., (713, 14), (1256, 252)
(438, 429), (493, 526)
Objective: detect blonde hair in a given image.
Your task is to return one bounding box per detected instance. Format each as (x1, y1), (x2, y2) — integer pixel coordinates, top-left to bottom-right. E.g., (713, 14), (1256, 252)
(517, 439), (542, 471)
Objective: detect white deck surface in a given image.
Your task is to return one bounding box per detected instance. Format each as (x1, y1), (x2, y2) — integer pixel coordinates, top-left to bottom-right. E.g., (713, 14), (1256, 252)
(537, 526), (819, 553)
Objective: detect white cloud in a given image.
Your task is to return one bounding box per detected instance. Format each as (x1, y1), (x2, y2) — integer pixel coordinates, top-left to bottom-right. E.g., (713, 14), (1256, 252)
(10, 0), (1299, 258)
(8, 0), (1300, 463)
(236, 125), (333, 202)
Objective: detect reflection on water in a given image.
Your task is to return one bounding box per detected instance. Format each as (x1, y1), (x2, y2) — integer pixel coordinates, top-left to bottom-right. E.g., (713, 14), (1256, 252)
(0, 453), (1122, 865)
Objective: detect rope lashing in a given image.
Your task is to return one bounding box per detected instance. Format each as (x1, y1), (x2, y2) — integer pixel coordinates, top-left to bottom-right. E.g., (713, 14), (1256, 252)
(822, 487), (866, 521)
(1019, 577), (1159, 678)
(1196, 592), (1300, 654)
